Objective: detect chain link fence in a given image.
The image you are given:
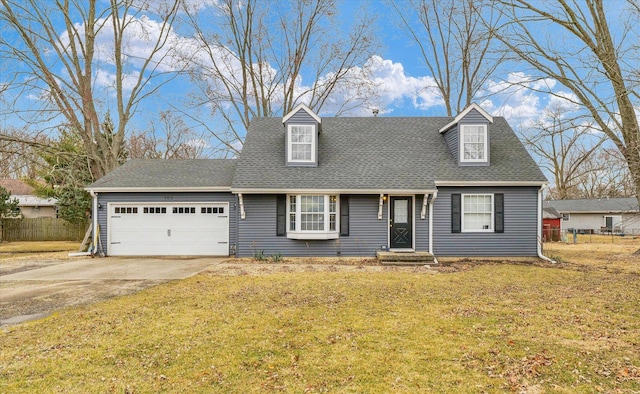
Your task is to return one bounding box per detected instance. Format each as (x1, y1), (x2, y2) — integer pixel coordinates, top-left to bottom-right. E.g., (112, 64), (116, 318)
(543, 227), (640, 244)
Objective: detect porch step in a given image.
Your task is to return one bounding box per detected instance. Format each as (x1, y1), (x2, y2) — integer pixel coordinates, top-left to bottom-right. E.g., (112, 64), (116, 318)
(376, 251), (437, 266)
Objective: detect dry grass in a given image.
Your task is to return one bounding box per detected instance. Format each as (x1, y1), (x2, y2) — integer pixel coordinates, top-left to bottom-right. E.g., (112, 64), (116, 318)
(0, 242), (81, 264)
(543, 236), (640, 274)
(0, 241), (81, 254)
(1, 242), (639, 393)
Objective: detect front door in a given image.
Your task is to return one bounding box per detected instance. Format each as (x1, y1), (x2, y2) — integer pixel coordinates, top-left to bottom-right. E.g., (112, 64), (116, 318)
(390, 196), (412, 249)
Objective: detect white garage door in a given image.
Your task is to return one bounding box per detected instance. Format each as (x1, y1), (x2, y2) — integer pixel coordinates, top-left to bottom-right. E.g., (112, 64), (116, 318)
(108, 203), (229, 256)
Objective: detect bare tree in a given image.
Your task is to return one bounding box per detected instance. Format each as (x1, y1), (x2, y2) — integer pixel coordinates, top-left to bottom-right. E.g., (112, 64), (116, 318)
(573, 147), (634, 199)
(389, 0), (503, 116)
(128, 111), (208, 159)
(520, 108), (606, 199)
(0, 0), (183, 179)
(492, 0), (640, 206)
(180, 0), (379, 154)
(0, 127), (48, 179)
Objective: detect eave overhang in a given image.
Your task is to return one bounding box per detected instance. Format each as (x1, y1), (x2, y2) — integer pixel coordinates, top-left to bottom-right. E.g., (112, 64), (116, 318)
(85, 187), (232, 193)
(438, 103), (494, 134)
(434, 181), (547, 187)
(231, 188), (438, 195)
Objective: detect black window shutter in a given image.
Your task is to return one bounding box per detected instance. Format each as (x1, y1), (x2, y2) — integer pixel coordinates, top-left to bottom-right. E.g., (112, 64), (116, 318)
(276, 195), (286, 236)
(340, 195), (349, 236)
(451, 193), (461, 233)
(494, 193), (504, 233)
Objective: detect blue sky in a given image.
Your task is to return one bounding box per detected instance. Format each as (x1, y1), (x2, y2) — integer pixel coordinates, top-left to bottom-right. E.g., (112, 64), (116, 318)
(0, 0), (624, 159)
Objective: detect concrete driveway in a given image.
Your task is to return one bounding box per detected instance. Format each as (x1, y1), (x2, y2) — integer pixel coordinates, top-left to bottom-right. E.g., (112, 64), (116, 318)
(0, 257), (222, 327)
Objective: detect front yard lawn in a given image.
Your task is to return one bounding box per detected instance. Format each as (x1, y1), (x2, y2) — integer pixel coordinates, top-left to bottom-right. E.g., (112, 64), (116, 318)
(1, 249), (639, 392)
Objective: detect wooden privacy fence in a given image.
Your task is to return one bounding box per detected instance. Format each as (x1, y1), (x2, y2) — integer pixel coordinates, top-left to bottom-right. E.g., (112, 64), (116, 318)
(1, 218), (89, 242)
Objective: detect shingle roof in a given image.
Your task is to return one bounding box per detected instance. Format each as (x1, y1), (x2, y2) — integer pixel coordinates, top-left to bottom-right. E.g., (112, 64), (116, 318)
(543, 206), (561, 219)
(232, 116), (547, 191)
(87, 159), (236, 190)
(544, 197), (640, 213)
(16, 195), (57, 207)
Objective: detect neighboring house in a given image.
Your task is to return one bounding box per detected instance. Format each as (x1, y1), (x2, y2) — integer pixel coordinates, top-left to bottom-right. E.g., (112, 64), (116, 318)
(86, 103), (548, 258)
(0, 179), (57, 219)
(544, 197), (640, 235)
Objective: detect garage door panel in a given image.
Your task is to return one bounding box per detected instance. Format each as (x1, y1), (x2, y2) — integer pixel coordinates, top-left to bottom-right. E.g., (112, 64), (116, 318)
(108, 203), (230, 256)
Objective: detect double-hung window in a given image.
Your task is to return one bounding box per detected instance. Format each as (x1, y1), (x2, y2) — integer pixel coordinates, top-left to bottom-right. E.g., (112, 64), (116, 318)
(460, 125), (487, 163)
(452, 193), (503, 233)
(287, 194), (338, 239)
(462, 194), (493, 232)
(288, 125), (315, 163)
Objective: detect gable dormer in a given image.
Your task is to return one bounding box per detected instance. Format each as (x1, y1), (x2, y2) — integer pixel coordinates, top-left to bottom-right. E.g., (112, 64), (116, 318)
(439, 103), (493, 166)
(283, 103), (321, 167)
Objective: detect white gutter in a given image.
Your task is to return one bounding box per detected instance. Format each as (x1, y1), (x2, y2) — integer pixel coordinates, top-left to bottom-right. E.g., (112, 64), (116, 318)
(232, 188), (438, 195)
(537, 187), (556, 263)
(88, 189), (99, 256)
(86, 186), (232, 193)
(428, 191), (438, 265)
(435, 181), (547, 187)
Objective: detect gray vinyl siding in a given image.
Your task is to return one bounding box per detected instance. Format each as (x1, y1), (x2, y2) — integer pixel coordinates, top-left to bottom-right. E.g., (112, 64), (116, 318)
(286, 108), (318, 124)
(443, 128), (458, 159)
(237, 194), (430, 257)
(432, 187), (539, 257)
(458, 108), (491, 166)
(461, 108), (489, 123)
(285, 108), (320, 167)
(96, 192), (238, 256)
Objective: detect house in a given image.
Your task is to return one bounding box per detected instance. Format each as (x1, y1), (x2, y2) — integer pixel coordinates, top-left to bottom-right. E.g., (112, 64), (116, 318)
(544, 197), (640, 235)
(86, 103), (548, 259)
(0, 179), (57, 219)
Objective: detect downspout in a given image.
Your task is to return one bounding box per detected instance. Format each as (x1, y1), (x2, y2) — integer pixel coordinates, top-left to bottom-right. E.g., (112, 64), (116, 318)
(428, 191), (438, 265)
(89, 189), (99, 256)
(537, 187), (556, 263)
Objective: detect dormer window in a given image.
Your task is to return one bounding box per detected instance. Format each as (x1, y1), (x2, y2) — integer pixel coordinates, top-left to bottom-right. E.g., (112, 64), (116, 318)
(288, 125), (316, 163)
(439, 103), (493, 166)
(460, 124), (487, 163)
(283, 103), (321, 167)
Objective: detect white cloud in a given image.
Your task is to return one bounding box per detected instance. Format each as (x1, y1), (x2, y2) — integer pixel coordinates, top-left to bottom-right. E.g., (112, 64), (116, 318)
(59, 14), (186, 75)
(547, 91), (580, 112)
(366, 56), (443, 112)
(479, 72), (580, 127)
(179, 0), (222, 14)
(94, 69), (141, 92)
(185, 138), (209, 150)
(301, 56), (443, 116)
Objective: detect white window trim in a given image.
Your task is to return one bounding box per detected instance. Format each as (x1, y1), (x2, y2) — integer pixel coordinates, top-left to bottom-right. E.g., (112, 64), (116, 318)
(286, 194), (339, 240)
(287, 124), (316, 163)
(460, 124), (488, 163)
(461, 193), (494, 232)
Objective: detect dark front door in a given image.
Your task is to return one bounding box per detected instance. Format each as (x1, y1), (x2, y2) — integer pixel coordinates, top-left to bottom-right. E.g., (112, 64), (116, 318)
(390, 196), (412, 249)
